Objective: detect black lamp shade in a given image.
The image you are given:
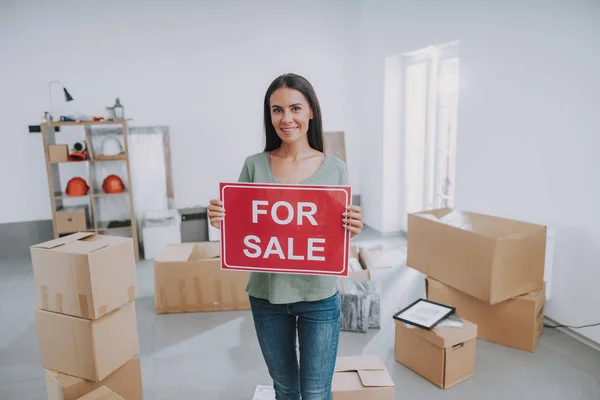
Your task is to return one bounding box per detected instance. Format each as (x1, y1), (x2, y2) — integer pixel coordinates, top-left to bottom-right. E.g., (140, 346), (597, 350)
(63, 88), (74, 102)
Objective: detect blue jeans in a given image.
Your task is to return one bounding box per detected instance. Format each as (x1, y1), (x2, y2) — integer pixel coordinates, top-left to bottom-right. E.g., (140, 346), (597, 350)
(249, 292), (341, 400)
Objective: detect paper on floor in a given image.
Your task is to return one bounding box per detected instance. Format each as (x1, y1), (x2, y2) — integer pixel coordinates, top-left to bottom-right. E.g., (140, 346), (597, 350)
(252, 385), (276, 400)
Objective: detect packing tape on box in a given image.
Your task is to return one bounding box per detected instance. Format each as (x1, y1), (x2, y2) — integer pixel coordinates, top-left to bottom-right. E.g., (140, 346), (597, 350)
(215, 280), (223, 305)
(178, 279), (188, 307)
(537, 303), (545, 320)
(40, 285), (49, 309)
(194, 277), (203, 306)
(79, 294), (90, 318)
(231, 282), (239, 308)
(160, 287), (167, 309)
(55, 293), (63, 313)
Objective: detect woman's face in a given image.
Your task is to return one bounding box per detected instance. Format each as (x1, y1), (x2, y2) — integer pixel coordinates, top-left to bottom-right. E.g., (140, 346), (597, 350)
(269, 87), (313, 145)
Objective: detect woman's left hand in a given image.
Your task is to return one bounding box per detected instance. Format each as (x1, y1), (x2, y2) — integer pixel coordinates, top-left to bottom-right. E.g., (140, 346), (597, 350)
(343, 205), (364, 238)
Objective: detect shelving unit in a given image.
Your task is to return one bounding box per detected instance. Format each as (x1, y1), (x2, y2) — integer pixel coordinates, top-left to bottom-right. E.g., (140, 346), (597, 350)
(40, 119), (139, 261)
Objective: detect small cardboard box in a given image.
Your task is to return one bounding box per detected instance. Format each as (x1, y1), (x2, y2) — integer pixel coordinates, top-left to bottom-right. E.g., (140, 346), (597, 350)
(30, 232), (137, 319)
(407, 208), (546, 304)
(426, 277), (545, 352)
(357, 243), (397, 270)
(331, 355), (395, 399)
(154, 242), (250, 313)
(76, 386), (124, 400)
(49, 144), (69, 163)
(35, 302), (139, 382)
(347, 244), (370, 281)
(45, 356), (142, 400)
(394, 317), (477, 389)
(56, 206), (89, 234)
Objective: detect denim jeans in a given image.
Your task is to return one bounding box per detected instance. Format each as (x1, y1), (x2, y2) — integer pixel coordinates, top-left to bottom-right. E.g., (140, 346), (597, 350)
(249, 292), (341, 400)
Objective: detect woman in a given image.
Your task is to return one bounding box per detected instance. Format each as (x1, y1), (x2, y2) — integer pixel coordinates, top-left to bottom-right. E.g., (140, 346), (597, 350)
(208, 73), (364, 400)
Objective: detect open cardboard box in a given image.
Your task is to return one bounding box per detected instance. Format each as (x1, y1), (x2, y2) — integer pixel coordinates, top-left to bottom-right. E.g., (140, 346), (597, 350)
(357, 243), (399, 270)
(35, 302), (139, 382)
(426, 277), (545, 352)
(154, 242), (250, 313)
(394, 317), (477, 389)
(30, 232), (137, 319)
(407, 208), (546, 304)
(346, 244), (370, 281)
(332, 355), (395, 399)
(45, 356), (142, 400)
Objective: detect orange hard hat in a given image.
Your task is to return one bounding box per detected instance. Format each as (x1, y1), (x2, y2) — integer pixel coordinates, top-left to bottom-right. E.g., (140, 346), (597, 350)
(66, 177), (89, 196)
(68, 151), (87, 161)
(102, 174), (125, 193)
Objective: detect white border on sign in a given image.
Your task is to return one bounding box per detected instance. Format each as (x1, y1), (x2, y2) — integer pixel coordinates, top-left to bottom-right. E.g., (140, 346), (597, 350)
(220, 184), (350, 275)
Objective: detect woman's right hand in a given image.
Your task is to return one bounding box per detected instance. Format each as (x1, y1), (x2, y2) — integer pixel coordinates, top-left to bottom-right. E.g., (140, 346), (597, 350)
(207, 199), (225, 229)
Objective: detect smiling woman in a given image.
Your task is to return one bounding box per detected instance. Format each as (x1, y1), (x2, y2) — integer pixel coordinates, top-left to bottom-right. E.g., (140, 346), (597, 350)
(207, 73), (364, 400)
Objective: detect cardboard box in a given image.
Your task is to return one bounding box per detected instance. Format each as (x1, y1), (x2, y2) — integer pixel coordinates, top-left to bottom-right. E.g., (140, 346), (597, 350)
(30, 232), (137, 319)
(347, 244), (370, 281)
(154, 242), (250, 313)
(76, 386), (124, 400)
(394, 317), (477, 389)
(426, 277), (545, 352)
(407, 208), (546, 304)
(35, 302), (139, 382)
(45, 356), (142, 400)
(49, 144), (69, 163)
(56, 206), (89, 234)
(357, 243), (398, 270)
(331, 355), (395, 399)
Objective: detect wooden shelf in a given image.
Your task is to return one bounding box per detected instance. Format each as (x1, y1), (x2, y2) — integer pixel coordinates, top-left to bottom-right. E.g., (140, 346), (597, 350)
(93, 190), (129, 198)
(96, 220), (132, 231)
(41, 120), (139, 261)
(53, 191), (90, 200)
(48, 154), (128, 163)
(53, 190), (129, 199)
(94, 153), (128, 161)
(42, 119), (132, 127)
(50, 160), (89, 165)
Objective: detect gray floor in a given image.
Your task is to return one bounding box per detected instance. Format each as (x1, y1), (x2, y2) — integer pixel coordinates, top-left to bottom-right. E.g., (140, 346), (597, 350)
(2, 228), (600, 399)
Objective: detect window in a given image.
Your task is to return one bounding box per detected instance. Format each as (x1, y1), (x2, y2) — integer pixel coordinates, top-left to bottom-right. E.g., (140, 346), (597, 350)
(385, 41), (460, 231)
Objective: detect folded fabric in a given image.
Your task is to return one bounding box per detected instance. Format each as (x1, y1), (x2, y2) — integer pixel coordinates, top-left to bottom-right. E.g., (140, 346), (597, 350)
(341, 293), (371, 333)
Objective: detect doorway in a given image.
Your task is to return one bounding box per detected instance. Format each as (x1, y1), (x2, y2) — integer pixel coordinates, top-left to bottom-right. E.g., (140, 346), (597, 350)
(398, 42), (460, 231)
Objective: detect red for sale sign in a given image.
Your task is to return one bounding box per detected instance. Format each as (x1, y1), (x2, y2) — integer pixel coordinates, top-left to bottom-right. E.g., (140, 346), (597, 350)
(219, 182), (352, 276)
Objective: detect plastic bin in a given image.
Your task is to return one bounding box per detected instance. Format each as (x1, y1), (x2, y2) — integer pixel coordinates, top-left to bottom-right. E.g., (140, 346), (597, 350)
(142, 209), (182, 260)
(179, 206), (209, 242)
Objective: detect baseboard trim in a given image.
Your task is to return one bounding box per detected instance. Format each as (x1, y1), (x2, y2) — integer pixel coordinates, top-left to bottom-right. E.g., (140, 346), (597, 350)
(544, 316), (600, 352)
(0, 219), (54, 260)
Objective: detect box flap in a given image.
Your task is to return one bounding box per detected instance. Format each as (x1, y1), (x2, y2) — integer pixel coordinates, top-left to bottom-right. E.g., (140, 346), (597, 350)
(332, 371), (364, 392)
(155, 244), (195, 262)
(350, 244), (359, 259)
(53, 240), (111, 255)
(77, 385), (124, 399)
(394, 318), (477, 349)
(31, 232), (95, 249)
(357, 370), (395, 388)
(433, 319), (478, 348)
(47, 368), (83, 387)
(334, 355), (385, 372)
(413, 209), (545, 239)
(190, 242), (221, 260)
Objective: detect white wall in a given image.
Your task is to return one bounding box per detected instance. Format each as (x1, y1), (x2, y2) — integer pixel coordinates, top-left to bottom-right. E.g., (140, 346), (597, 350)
(0, 0), (361, 224)
(357, 0), (600, 344)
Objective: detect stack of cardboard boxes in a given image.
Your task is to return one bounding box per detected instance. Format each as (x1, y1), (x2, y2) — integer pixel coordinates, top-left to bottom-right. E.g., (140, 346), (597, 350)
(30, 232), (143, 400)
(407, 209), (547, 352)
